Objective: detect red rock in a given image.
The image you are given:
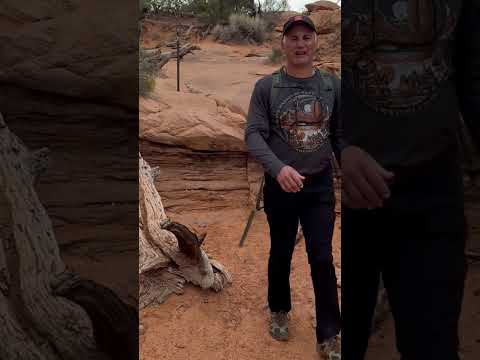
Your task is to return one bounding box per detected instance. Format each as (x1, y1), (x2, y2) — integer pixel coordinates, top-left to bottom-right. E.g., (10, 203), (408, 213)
(305, 1), (340, 12)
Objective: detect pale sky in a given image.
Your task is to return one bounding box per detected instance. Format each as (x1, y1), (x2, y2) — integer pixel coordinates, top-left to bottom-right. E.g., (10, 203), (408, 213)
(287, 0), (340, 12)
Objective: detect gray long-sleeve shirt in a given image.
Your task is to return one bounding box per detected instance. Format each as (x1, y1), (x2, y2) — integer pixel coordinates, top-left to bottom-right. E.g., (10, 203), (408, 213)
(244, 67), (343, 180)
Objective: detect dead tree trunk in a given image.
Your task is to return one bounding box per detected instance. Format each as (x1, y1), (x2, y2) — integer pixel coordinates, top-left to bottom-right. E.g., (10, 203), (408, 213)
(139, 154), (231, 310)
(142, 43), (200, 71)
(0, 114), (137, 360)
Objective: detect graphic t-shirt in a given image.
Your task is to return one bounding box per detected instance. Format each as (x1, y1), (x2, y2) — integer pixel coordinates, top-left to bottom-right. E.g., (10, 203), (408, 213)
(245, 68), (343, 181)
(342, 0), (479, 167)
(275, 87), (331, 153)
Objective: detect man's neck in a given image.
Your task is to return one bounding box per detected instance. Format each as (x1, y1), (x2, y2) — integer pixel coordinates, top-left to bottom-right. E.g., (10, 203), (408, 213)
(284, 64), (315, 79)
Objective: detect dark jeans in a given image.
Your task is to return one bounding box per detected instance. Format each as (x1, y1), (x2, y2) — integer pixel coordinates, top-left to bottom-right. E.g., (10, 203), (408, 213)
(342, 146), (467, 360)
(263, 166), (341, 343)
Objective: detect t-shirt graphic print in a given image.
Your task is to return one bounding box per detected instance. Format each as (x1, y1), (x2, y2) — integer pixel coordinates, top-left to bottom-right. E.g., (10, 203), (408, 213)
(343, 0), (458, 115)
(275, 90), (331, 153)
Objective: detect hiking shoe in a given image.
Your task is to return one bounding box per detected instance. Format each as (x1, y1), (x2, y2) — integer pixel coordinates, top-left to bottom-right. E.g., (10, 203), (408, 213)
(317, 334), (341, 359)
(269, 311), (289, 341)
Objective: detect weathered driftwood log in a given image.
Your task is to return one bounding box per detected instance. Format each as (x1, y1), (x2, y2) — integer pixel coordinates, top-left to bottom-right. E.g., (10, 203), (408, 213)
(0, 113), (137, 360)
(139, 154), (231, 310)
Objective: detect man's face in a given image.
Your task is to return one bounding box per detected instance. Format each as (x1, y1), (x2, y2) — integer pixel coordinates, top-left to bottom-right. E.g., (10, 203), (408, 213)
(282, 24), (318, 67)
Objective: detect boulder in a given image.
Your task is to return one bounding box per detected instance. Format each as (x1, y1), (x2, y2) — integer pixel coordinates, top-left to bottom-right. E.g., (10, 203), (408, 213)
(0, 0), (137, 110)
(310, 8), (341, 35)
(140, 91), (246, 152)
(305, 1), (340, 12)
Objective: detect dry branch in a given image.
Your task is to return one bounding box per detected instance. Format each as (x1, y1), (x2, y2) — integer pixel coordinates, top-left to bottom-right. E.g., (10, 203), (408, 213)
(168, 43), (201, 59)
(142, 43), (200, 71)
(139, 154), (231, 310)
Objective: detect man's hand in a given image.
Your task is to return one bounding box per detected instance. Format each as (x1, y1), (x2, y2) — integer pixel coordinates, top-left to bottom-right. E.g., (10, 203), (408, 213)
(341, 146), (394, 209)
(276, 166), (306, 193)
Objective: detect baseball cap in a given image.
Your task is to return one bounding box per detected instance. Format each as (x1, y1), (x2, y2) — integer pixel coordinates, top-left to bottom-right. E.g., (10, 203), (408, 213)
(282, 15), (317, 35)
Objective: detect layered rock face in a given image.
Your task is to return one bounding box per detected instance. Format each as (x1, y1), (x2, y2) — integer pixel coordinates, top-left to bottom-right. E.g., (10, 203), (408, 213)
(0, 0), (138, 110)
(139, 92), (263, 214)
(308, 1), (341, 73)
(0, 1), (138, 263)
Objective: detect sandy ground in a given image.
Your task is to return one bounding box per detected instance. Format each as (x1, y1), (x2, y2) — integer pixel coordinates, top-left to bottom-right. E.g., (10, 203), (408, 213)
(156, 41), (279, 114)
(140, 208), (341, 360)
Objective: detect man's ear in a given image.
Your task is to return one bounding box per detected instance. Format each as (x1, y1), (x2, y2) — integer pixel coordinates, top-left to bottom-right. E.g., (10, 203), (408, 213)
(281, 35), (285, 49)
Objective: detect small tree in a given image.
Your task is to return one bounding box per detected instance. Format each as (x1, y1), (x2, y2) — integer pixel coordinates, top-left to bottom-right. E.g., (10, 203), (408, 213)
(187, 0), (255, 24)
(254, 0), (289, 15)
(142, 0), (190, 15)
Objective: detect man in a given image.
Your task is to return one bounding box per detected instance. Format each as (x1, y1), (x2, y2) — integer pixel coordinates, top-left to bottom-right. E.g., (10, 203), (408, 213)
(341, 0), (479, 359)
(245, 15), (343, 359)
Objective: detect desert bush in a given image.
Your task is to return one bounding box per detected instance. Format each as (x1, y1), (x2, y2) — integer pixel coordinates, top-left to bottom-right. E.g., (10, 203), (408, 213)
(213, 14), (267, 44)
(192, 0), (230, 24)
(254, 0), (289, 14)
(141, 0), (287, 29)
(188, 0), (256, 25)
(211, 24), (225, 40)
(140, 75), (156, 97)
(142, 0), (191, 15)
(268, 48), (283, 64)
(139, 49), (157, 97)
(142, 0), (255, 22)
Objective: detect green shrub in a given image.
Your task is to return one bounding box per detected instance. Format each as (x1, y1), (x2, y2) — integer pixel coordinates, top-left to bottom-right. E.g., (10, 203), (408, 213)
(259, 12), (277, 31)
(141, 0), (254, 23)
(191, 0), (256, 24)
(139, 75), (156, 96)
(268, 48), (283, 64)
(211, 24), (225, 40)
(256, 0), (289, 14)
(139, 49), (157, 97)
(142, 0), (191, 15)
(212, 14), (267, 44)
(191, 0), (230, 25)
